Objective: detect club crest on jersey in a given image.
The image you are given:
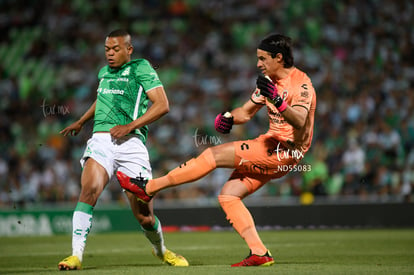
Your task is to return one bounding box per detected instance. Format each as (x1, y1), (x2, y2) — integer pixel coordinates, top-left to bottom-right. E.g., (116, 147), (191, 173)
(281, 90), (288, 100)
(121, 67), (130, 76)
(253, 88), (261, 98)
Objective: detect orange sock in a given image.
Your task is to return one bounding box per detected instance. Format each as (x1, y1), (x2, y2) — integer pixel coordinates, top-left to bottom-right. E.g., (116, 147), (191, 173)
(146, 148), (216, 195)
(218, 194), (267, 255)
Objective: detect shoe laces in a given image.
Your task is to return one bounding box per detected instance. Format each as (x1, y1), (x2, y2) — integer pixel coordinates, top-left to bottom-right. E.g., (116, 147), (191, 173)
(136, 172), (145, 181)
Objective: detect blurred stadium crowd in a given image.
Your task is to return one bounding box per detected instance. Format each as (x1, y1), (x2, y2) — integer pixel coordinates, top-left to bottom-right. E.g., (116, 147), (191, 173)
(1, 0), (413, 208)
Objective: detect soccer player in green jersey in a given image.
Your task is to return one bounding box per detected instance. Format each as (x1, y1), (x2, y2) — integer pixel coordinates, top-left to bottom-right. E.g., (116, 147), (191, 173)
(58, 29), (188, 270)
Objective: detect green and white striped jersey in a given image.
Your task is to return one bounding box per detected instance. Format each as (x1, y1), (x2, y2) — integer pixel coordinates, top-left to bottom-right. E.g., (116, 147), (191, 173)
(93, 59), (163, 144)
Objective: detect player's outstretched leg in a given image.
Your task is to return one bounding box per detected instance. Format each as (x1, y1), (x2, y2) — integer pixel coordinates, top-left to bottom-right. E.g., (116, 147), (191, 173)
(231, 250), (275, 267)
(117, 171), (153, 203)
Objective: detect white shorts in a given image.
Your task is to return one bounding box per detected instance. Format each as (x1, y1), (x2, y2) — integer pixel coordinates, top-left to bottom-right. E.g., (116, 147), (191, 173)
(80, 133), (152, 180)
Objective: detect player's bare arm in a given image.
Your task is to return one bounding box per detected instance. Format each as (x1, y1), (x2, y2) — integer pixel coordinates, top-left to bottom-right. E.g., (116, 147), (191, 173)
(279, 105), (308, 129)
(231, 99), (263, 124)
(60, 100), (97, 136)
(109, 86), (169, 138)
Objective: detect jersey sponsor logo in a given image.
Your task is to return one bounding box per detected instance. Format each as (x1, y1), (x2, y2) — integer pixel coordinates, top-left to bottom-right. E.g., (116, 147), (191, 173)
(267, 106), (286, 124)
(97, 87), (125, 95)
(270, 117), (286, 124)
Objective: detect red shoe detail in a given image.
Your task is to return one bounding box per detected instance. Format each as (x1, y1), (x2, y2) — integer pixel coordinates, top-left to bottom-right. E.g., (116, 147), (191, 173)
(116, 171), (152, 203)
(231, 251), (275, 267)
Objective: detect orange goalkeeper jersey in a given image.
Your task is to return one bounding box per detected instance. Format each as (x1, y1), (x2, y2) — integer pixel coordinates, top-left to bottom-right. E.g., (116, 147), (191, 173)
(251, 67), (316, 154)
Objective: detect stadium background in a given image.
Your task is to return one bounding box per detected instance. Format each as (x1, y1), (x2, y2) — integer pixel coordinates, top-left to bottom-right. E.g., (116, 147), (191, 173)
(0, 0), (413, 213)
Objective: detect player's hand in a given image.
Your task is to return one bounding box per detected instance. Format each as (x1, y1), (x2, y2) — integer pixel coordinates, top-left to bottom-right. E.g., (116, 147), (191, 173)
(110, 124), (133, 139)
(214, 112), (233, 134)
(256, 75), (278, 100)
(60, 121), (83, 136)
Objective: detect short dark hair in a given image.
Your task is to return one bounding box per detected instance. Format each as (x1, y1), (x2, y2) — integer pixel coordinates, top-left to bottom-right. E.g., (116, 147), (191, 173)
(258, 34), (294, 68)
(107, 29), (130, 38)
(106, 29), (132, 47)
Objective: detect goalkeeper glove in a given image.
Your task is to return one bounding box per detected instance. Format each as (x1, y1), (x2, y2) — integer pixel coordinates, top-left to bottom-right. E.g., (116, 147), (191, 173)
(256, 75), (287, 112)
(214, 112), (233, 134)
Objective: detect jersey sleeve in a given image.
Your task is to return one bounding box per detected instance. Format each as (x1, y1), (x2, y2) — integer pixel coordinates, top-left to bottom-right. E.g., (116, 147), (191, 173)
(135, 59), (163, 93)
(250, 88), (266, 105)
(97, 66), (107, 80)
(289, 78), (314, 112)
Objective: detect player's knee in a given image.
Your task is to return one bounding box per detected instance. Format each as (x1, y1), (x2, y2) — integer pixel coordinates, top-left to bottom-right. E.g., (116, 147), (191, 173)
(204, 148), (215, 160)
(209, 145), (234, 167)
(218, 194), (239, 206)
(79, 186), (101, 205)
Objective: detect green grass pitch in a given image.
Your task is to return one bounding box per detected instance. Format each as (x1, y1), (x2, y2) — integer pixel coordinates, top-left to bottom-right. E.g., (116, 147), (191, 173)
(1, 229), (413, 274)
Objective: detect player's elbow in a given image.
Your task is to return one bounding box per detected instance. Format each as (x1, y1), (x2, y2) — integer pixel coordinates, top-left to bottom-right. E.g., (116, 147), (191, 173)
(160, 104), (169, 116)
(289, 107), (308, 129)
(155, 99), (169, 116)
(291, 115), (307, 129)
(292, 121), (305, 130)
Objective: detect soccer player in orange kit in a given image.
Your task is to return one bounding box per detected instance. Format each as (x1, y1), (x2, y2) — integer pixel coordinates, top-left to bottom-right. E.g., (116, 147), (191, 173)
(117, 33), (316, 267)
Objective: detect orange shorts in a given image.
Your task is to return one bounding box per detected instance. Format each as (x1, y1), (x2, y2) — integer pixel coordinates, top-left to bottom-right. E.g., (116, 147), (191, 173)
(230, 134), (301, 194)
